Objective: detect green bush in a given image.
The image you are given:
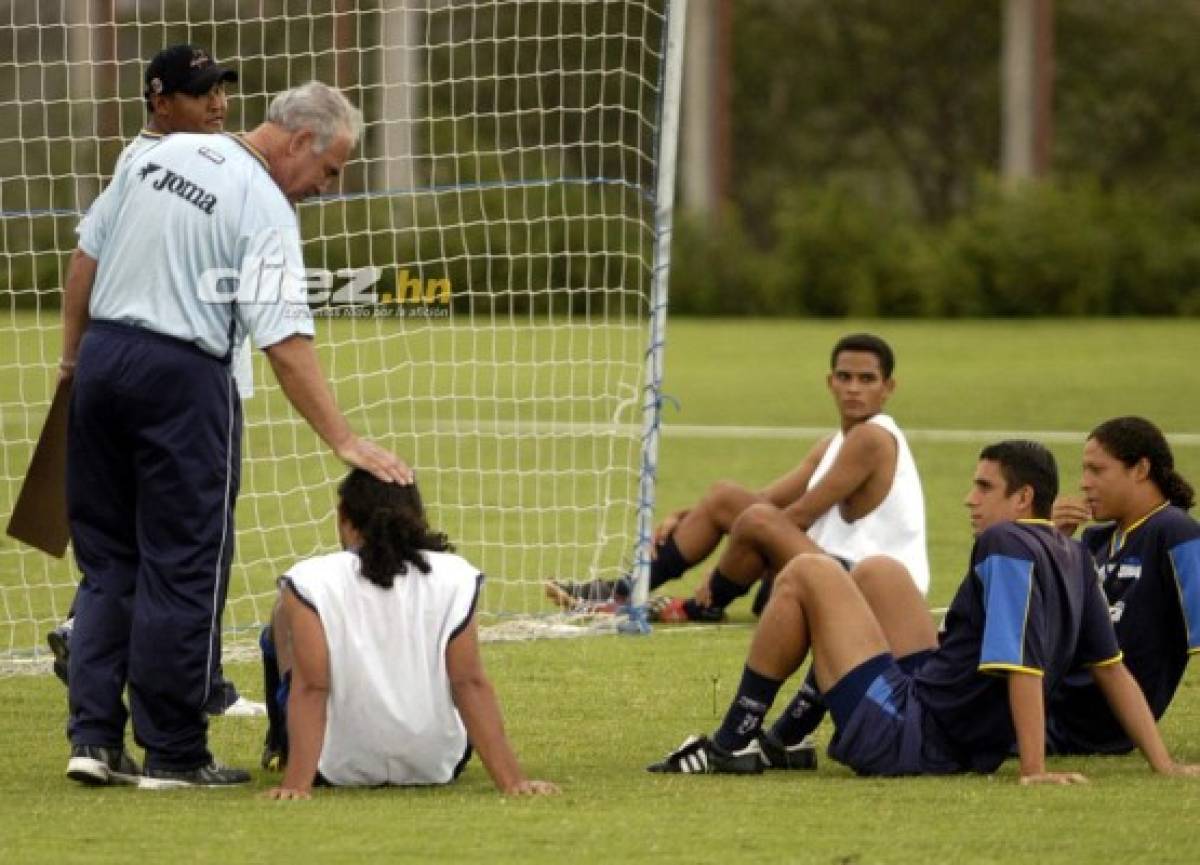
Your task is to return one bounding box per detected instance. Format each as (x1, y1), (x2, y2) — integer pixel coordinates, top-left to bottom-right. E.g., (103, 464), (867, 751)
(669, 176), (1200, 317)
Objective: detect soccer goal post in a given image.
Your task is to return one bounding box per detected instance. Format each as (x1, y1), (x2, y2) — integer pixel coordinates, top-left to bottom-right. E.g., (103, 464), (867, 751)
(0, 0), (686, 671)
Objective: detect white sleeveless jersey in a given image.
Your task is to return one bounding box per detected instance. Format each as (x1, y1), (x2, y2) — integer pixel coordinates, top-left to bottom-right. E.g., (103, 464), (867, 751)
(285, 549), (482, 786)
(805, 413), (930, 594)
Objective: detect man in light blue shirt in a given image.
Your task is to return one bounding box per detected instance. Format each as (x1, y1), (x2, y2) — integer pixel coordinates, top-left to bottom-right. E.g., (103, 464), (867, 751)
(48, 44), (261, 719)
(61, 81), (412, 789)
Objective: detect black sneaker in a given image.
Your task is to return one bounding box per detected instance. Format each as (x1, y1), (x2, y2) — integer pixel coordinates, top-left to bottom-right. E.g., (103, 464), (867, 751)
(681, 598), (728, 623)
(647, 735), (763, 775)
(66, 744), (142, 786)
(544, 578), (627, 612)
(756, 731), (818, 770)
(139, 761), (251, 790)
(47, 621), (72, 687)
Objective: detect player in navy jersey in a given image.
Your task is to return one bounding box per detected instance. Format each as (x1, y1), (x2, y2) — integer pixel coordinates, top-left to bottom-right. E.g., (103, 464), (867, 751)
(1048, 416), (1200, 754)
(650, 441), (1200, 782)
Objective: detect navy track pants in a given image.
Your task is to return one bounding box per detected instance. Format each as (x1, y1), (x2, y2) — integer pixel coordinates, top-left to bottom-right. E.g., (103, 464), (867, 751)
(66, 321), (241, 770)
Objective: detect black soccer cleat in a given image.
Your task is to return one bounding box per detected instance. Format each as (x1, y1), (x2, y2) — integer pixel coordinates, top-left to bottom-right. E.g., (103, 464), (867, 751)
(680, 598), (728, 623)
(544, 578), (627, 612)
(647, 735), (763, 775)
(755, 731), (818, 770)
(139, 760), (251, 790)
(66, 744), (142, 786)
(47, 621), (72, 687)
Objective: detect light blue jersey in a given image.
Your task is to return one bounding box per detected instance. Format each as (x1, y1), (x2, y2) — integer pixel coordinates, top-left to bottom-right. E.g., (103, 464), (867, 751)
(77, 132), (313, 362)
(75, 130), (164, 254)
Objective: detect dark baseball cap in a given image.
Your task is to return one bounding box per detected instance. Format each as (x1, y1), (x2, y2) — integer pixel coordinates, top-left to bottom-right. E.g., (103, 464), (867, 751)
(144, 44), (238, 100)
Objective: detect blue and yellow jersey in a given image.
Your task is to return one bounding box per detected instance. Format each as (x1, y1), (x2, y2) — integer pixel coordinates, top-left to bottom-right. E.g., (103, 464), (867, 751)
(1049, 504), (1200, 753)
(914, 520), (1119, 771)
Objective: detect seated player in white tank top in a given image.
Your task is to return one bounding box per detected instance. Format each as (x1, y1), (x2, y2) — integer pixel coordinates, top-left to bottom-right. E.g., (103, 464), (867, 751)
(261, 470), (558, 799)
(546, 333), (929, 622)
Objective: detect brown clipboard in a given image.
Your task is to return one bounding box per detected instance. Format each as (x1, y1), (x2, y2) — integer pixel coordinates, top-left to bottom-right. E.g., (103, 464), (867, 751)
(6, 379), (71, 558)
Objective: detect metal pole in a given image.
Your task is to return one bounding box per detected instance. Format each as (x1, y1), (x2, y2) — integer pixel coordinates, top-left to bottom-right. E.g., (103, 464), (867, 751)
(622, 0), (688, 635)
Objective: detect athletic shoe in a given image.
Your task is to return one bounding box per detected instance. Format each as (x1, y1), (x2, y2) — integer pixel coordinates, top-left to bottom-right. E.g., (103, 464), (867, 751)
(215, 695), (268, 718)
(755, 731), (818, 770)
(680, 598), (727, 623)
(646, 735), (763, 775)
(66, 744), (142, 786)
(139, 761), (251, 790)
(544, 579), (625, 612)
(647, 596), (690, 623)
(46, 620), (73, 687)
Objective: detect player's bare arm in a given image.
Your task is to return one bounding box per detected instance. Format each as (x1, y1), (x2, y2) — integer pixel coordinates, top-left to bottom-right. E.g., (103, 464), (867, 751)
(1010, 670), (1086, 785)
(783, 423), (896, 530)
(1090, 661), (1200, 776)
(264, 334), (413, 485)
(650, 436), (829, 554)
(58, 248), (98, 383)
(760, 436), (833, 509)
(266, 586), (331, 800)
(447, 616), (559, 796)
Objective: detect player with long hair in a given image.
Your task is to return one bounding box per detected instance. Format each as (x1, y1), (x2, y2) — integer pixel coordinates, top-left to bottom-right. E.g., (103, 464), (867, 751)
(1049, 416), (1200, 753)
(262, 470), (557, 798)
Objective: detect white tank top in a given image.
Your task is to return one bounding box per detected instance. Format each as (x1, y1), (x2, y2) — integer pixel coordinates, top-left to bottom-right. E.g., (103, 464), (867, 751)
(286, 549), (481, 786)
(805, 414), (930, 594)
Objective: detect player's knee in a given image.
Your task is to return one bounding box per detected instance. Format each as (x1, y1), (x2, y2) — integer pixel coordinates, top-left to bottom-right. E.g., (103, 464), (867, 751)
(773, 553), (841, 605)
(703, 480), (756, 517)
(851, 555), (921, 609)
(730, 501), (784, 541)
(851, 555), (912, 588)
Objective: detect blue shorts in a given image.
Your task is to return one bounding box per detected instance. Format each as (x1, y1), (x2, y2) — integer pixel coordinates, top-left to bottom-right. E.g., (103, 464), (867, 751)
(824, 652), (963, 776)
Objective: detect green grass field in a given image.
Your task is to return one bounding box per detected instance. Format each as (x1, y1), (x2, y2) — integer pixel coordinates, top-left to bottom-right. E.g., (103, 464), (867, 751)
(2, 317), (1200, 863)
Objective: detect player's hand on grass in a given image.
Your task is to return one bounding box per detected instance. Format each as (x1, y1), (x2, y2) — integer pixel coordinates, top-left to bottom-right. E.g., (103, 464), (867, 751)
(1156, 763), (1200, 777)
(693, 576), (713, 607)
(1051, 496), (1091, 537)
(651, 510), (688, 553)
(1019, 771), (1089, 786)
(264, 786), (312, 800)
(336, 436), (414, 485)
(501, 779), (560, 796)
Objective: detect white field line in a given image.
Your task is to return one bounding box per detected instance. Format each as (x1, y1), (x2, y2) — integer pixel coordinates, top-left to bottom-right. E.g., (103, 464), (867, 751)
(6, 412), (1199, 446)
(664, 424), (1200, 447)
(372, 418), (1200, 447)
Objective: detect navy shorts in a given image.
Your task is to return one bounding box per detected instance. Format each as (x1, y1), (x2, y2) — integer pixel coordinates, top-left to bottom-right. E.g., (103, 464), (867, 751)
(824, 653), (962, 776)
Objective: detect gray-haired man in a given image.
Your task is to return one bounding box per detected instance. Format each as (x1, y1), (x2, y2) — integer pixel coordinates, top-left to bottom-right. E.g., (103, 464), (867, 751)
(63, 81), (411, 788)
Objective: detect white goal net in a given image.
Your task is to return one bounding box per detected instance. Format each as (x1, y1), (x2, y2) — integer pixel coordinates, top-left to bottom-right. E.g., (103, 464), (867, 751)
(0, 0), (684, 671)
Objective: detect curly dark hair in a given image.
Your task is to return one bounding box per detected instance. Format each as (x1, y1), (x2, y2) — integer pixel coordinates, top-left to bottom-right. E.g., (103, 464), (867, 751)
(1089, 416), (1195, 511)
(337, 470), (453, 588)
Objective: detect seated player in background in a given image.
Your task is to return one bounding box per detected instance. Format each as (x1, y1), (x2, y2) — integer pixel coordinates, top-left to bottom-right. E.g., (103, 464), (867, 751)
(1048, 416), (1199, 754)
(650, 441), (1200, 783)
(261, 470), (558, 799)
(547, 332), (929, 622)
(48, 42), (262, 717)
